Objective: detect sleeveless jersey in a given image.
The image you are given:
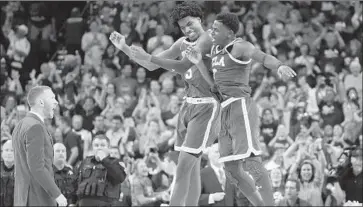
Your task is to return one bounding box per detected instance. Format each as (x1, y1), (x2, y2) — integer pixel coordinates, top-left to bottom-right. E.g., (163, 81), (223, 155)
(179, 36), (213, 98)
(210, 38), (252, 98)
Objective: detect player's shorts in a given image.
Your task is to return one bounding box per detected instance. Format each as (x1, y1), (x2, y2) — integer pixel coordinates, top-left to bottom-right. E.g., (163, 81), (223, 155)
(175, 97), (220, 154)
(218, 97), (262, 163)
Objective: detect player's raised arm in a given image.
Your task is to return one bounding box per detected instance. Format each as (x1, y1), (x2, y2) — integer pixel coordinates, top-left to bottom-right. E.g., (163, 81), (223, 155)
(237, 41), (296, 78)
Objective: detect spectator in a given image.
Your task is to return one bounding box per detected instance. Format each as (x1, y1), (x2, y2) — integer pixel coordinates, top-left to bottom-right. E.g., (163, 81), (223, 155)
(0, 139), (15, 207)
(64, 7), (84, 54)
(277, 178), (312, 206)
(75, 96), (102, 131)
(6, 24), (30, 66)
(344, 59), (362, 95)
(260, 108), (279, 144)
(131, 159), (169, 206)
(81, 19), (108, 72)
(71, 115), (92, 158)
(58, 116), (83, 167)
(112, 64), (138, 97)
(146, 24), (174, 55)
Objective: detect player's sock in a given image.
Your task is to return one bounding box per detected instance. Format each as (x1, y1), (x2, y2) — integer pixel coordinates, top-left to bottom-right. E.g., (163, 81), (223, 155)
(185, 158), (202, 206)
(224, 160), (265, 206)
(169, 151), (199, 206)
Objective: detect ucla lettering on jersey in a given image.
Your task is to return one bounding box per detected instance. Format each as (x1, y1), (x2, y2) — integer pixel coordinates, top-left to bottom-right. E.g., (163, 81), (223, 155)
(210, 38), (252, 98)
(179, 37), (213, 98)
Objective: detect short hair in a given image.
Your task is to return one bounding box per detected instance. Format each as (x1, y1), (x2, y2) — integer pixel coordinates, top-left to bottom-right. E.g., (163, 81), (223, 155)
(286, 178), (300, 191)
(215, 13), (240, 34)
(27, 85), (52, 107)
(170, 1), (203, 25)
(59, 116), (72, 127)
(112, 115), (123, 123)
(93, 134), (109, 145)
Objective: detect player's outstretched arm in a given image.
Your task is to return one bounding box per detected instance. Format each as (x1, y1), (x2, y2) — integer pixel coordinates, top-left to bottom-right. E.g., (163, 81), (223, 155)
(109, 31), (191, 73)
(130, 45), (193, 75)
(236, 41), (296, 78)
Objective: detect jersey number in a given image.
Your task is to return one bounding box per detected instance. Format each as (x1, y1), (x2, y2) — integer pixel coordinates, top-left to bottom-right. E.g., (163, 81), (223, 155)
(185, 68), (192, 79)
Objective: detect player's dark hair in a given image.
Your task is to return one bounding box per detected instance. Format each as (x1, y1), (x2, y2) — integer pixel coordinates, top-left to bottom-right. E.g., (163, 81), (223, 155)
(170, 2), (203, 25)
(215, 13), (240, 34)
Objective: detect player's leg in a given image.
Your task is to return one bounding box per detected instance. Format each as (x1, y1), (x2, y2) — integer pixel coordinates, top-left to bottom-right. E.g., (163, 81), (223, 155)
(243, 100), (274, 205)
(243, 157), (274, 205)
(185, 157), (202, 206)
(169, 151), (200, 206)
(220, 101), (264, 206)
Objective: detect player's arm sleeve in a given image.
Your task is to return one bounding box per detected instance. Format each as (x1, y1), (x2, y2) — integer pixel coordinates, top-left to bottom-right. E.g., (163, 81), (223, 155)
(194, 32), (215, 87)
(101, 157), (126, 185)
(26, 124), (62, 199)
(240, 41), (283, 73)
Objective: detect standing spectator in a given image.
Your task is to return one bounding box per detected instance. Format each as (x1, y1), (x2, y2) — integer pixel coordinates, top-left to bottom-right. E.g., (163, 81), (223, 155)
(6, 24), (30, 66)
(344, 59), (362, 95)
(75, 96), (102, 131)
(277, 178), (312, 206)
(64, 7), (84, 54)
(81, 19), (108, 72)
(0, 140), (15, 207)
(91, 115), (106, 137)
(260, 108), (279, 144)
(319, 88), (345, 127)
(71, 115), (92, 158)
(53, 143), (77, 205)
(58, 116), (83, 167)
(339, 149), (363, 203)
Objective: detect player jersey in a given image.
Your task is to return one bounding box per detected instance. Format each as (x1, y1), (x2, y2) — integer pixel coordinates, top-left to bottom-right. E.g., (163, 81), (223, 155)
(179, 36), (213, 98)
(210, 38), (252, 98)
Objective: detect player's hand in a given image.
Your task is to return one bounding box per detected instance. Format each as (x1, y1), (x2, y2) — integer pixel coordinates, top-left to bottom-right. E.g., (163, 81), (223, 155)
(277, 65), (296, 79)
(184, 46), (202, 64)
(95, 149), (109, 161)
(109, 31), (126, 50)
(130, 45), (152, 61)
(211, 192), (225, 202)
(55, 194), (67, 206)
(210, 84), (225, 102)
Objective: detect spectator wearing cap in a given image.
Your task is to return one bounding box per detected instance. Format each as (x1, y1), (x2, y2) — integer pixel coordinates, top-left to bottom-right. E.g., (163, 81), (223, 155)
(6, 24), (30, 63)
(277, 178), (312, 206)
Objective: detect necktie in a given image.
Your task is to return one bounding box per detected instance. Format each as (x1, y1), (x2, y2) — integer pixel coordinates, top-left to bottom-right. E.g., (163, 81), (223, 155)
(218, 168), (226, 190)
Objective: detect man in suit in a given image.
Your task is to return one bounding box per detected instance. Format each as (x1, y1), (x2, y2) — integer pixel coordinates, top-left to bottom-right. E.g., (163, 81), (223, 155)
(12, 85), (67, 206)
(199, 144), (245, 206)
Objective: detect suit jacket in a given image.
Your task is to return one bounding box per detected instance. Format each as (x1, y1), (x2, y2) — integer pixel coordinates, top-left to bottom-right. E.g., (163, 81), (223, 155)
(12, 113), (61, 206)
(199, 166), (235, 206)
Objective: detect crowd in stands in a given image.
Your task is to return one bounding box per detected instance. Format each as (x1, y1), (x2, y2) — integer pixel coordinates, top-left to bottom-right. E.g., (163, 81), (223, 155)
(1, 1), (362, 206)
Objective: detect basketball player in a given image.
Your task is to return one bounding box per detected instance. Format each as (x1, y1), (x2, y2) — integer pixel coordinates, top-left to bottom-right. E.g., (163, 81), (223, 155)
(185, 13), (296, 206)
(110, 2), (220, 206)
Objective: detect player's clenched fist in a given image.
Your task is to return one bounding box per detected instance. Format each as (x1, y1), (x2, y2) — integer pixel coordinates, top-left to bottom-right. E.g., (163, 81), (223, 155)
(184, 46), (202, 64)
